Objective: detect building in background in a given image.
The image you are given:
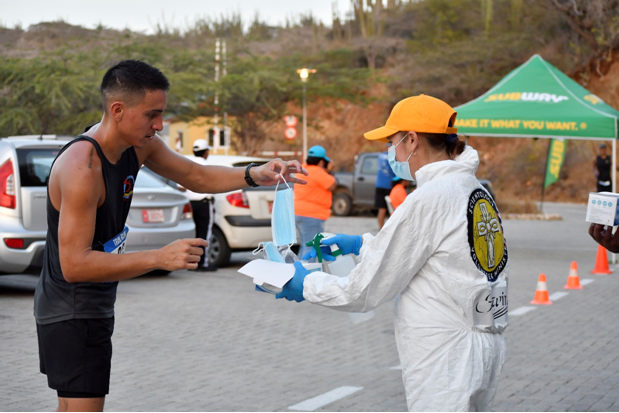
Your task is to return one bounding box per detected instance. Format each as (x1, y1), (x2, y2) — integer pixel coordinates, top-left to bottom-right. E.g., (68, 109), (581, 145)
(165, 117), (232, 156)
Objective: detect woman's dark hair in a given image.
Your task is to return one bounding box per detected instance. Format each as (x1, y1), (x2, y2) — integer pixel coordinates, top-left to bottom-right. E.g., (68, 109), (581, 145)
(418, 133), (465, 158)
(100, 60), (170, 109)
(306, 156), (328, 167)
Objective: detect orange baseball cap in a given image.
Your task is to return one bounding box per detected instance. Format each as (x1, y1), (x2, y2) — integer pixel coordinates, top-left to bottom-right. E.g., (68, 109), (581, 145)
(364, 94), (458, 142)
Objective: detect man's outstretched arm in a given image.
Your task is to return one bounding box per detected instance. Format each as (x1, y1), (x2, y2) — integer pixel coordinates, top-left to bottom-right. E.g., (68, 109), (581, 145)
(139, 136), (307, 194)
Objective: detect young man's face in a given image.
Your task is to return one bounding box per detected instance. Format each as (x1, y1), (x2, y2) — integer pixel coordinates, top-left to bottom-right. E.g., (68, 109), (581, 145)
(116, 89), (167, 148)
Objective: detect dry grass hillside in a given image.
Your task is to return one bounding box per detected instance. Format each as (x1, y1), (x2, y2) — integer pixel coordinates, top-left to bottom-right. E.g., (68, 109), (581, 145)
(1, 13), (618, 210)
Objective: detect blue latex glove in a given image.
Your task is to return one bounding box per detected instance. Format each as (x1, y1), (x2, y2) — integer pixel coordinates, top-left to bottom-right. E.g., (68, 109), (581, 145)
(321, 234), (363, 256)
(276, 261), (309, 302)
(302, 246), (336, 262)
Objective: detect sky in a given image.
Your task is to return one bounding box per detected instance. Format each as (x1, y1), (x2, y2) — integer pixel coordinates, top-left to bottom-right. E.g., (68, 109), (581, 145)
(1, 0), (352, 33)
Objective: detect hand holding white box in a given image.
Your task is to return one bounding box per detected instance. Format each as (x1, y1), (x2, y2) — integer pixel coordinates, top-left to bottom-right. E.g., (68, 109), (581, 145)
(586, 192), (619, 226)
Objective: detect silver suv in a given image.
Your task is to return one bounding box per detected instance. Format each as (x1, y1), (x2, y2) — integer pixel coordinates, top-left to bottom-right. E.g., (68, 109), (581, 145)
(0, 135), (198, 276)
(0, 135), (71, 274)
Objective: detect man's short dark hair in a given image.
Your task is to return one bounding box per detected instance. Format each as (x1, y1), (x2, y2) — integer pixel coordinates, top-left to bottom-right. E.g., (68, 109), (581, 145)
(100, 60), (170, 110)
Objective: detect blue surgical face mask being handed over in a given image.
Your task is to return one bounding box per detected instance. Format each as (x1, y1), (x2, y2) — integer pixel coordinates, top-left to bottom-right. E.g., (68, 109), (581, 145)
(271, 174), (297, 247)
(388, 133), (415, 181)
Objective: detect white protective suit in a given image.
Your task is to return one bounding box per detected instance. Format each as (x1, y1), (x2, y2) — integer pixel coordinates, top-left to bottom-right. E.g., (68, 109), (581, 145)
(303, 146), (509, 412)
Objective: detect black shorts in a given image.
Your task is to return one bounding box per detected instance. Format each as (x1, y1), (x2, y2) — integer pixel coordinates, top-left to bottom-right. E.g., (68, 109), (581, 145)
(37, 317), (114, 398)
(374, 187), (392, 209)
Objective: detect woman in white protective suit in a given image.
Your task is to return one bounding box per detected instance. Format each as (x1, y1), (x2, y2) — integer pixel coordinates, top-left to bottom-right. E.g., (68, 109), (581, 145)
(276, 94), (509, 412)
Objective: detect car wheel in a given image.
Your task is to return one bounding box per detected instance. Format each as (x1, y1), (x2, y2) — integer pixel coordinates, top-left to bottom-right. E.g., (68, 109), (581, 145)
(332, 191), (353, 216)
(209, 226), (231, 268)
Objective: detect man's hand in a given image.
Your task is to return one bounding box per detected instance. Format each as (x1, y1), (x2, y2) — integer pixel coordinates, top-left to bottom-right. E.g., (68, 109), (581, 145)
(589, 224), (619, 253)
(158, 238), (209, 271)
(251, 158), (308, 186)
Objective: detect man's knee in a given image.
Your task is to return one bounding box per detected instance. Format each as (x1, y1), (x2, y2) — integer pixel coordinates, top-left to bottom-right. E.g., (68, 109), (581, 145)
(57, 396), (105, 412)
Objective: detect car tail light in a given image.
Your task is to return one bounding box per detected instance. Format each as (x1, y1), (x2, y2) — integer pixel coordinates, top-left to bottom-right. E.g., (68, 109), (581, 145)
(226, 192), (249, 208)
(4, 238), (24, 249)
(181, 202), (193, 220)
(0, 159), (16, 209)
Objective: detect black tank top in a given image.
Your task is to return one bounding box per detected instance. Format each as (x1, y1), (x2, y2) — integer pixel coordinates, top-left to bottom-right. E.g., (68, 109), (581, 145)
(597, 155), (612, 182)
(34, 135), (140, 324)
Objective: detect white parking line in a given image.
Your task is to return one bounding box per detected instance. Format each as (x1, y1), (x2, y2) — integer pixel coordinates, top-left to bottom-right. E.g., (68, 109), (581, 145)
(288, 386), (364, 411)
(580, 278), (595, 286)
(390, 364), (402, 370)
(510, 306), (537, 316)
(549, 292), (569, 301)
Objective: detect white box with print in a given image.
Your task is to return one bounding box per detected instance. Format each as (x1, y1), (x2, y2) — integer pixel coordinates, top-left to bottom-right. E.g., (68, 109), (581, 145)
(586, 192), (619, 226)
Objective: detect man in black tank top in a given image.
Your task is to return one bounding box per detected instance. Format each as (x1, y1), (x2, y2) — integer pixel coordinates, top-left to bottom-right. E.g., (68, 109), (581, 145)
(593, 143), (617, 192)
(34, 60), (308, 412)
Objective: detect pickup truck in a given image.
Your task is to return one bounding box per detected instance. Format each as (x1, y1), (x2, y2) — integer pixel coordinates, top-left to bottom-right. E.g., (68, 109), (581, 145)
(331, 152), (496, 216)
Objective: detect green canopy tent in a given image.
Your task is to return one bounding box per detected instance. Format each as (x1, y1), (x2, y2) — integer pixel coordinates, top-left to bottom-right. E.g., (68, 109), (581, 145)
(454, 54), (619, 193)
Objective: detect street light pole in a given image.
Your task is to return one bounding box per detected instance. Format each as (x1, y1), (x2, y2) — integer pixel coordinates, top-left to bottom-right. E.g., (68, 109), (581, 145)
(297, 67), (316, 162)
(302, 81), (307, 162)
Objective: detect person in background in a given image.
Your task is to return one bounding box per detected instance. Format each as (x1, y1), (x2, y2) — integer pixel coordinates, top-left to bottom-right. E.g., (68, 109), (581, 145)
(294, 145), (337, 258)
(175, 130), (183, 152)
(375, 148), (396, 229)
(183, 139), (217, 272)
(593, 143), (617, 192)
(389, 176), (411, 210)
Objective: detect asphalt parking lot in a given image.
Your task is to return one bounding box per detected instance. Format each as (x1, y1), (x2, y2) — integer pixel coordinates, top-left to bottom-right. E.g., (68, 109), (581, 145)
(2, 202), (619, 412)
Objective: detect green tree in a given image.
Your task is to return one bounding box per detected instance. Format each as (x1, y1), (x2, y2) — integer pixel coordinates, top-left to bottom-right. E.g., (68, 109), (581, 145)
(0, 52), (102, 136)
(549, 0), (619, 53)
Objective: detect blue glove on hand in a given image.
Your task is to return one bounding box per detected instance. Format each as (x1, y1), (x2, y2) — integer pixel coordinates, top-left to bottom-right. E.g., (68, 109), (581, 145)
(321, 234), (363, 256)
(302, 246), (336, 262)
(276, 261), (309, 302)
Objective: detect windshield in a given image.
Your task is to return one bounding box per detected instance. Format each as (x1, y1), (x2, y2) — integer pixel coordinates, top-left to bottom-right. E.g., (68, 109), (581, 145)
(16, 148), (60, 187)
(361, 156), (378, 175)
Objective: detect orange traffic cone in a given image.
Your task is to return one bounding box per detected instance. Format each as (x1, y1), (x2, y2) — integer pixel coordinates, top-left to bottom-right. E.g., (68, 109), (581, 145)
(564, 261), (583, 290)
(591, 245), (613, 275)
(531, 273), (553, 305)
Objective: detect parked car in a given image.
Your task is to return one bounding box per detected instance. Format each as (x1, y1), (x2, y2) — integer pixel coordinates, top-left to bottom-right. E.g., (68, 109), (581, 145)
(0, 135), (194, 275)
(332, 152), (496, 216)
(181, 155), (285, 268)
(0, 135), (70, 274)
(126, 168), (195, 253)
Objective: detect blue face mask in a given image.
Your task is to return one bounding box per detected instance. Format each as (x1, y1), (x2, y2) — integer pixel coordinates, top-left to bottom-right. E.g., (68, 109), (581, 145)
(388, 134), (414, 181)
(264, 242), (286, 263)
(271, 176), (297, 247)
